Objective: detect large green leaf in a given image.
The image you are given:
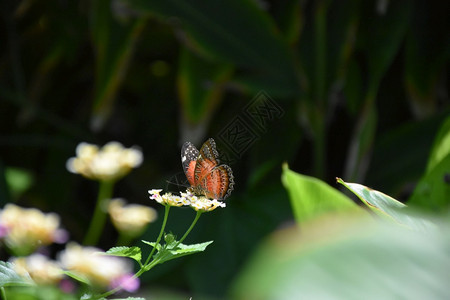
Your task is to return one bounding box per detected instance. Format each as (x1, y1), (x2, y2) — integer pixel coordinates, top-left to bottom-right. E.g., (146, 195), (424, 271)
(281, 164), (361, 224)
(337, 178), (435, 232)
(402, 118), (450, 213)
(406, 116), (450, 213)
(231, 215), (450, 300)
(408, 155), (450, 213)
(123, 0), (300, 96)
(0, 262), (33, 287)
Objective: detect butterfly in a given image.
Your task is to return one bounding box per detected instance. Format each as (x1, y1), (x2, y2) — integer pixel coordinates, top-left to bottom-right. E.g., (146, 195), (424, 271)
(181, 138), (234, 200)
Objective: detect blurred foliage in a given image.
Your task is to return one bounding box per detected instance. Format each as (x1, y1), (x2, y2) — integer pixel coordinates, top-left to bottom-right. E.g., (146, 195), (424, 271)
(0, 0), (448, 298)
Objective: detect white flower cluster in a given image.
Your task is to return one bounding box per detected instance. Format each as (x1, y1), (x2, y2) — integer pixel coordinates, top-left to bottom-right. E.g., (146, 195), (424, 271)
(58, 243), (137, 290)
(108, 198), (157, 237)
(148, 189), (226, 212)
(11, 254), (63, 285)
(10, 243), (138, 292)
(0, 204), (67, 256)
(66, 142), (143, 181)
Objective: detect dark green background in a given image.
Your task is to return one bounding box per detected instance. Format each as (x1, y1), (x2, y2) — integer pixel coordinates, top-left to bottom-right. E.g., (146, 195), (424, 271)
(0, 0), (448, 298)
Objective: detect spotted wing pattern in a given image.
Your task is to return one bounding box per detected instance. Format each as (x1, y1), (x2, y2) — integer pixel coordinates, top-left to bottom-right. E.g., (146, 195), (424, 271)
(181, 138), (234, 200)
(181, 141), (199, 187)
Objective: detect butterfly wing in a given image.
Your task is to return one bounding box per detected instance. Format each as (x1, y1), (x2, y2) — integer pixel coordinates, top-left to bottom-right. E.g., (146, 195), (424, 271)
(199, 138), (219, 162)
(194, 138), (219, 184)
(181, 141), (199, 186)
(201, 164), (234, 200)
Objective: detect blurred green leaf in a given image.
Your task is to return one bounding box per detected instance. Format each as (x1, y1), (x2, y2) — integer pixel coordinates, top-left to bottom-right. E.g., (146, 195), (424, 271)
(62, 270), (90, 285)
(177, 48), (233, 126)
(426, 116), (450, 174)
(281, 164), (361, 224)
(271, 0), (303, 45)
(0, 262), (33, 287)
(337, 178), (436, 231)
(123, 0), (300, 96)
(404, 1), (449, 117)
(325, 0), (360, 90)
(361, 0), (413, 97)
(104, 246), (142, 265)
(4, 167), (34, 199)
(111, 297), (145, 300)
(5, 285), (77, 300)
(90, 0), (146, 130)
(344, 0), (413, 182)
(344, 106), (377, 182)
(408, 154), (450, 214)
(366, 114), (446, 195)
(231, 215), (450, 300)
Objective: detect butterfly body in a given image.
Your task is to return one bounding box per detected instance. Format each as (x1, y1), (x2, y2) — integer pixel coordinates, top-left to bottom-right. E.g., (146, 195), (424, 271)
(181, 138), (234, 200)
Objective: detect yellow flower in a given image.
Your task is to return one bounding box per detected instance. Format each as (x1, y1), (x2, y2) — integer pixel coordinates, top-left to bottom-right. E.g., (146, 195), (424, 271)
(58, 243), (133, 289)
(108, 199), (157, 237)
(11, 254), (63, 285)
(66, 142), (143, 181)
(0, 204), (66, 256)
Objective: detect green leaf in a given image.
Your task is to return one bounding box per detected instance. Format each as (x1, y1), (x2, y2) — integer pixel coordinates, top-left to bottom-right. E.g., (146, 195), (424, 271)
(4, 167), (34, 199)
(104, 246), (142, 264)
(141, 240), (161, 251)
(426, 115), (450, 174)
(153, 241), (213, 265)
(231, 214), (450, 299)
(337, 178), (436, 231)
(63, 270), (90, 285)
(281, 164), (361, 224)
(408, 154), (450, 214)
(111, 297), (145, 300)
(0, 261), (34, 287)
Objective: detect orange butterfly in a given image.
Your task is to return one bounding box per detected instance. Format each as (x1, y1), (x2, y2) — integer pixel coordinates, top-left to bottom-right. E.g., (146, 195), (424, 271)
(181, 138), (234, 200)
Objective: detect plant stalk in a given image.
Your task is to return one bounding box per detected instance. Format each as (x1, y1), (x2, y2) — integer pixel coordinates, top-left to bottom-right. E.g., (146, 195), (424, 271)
(83, 180), (115, 245)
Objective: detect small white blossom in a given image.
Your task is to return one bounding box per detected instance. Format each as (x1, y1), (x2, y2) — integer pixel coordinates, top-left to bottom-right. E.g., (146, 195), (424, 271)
(148, 189), (226, 212)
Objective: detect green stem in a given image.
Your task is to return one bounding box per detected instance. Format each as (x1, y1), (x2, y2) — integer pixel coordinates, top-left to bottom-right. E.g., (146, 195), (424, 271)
(83, 180), (115, 245)
(175, 211), (202, 248)
(0, 287), (6, 300)
(144, 205), (170, 266)
(98, 205), (171, 299)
